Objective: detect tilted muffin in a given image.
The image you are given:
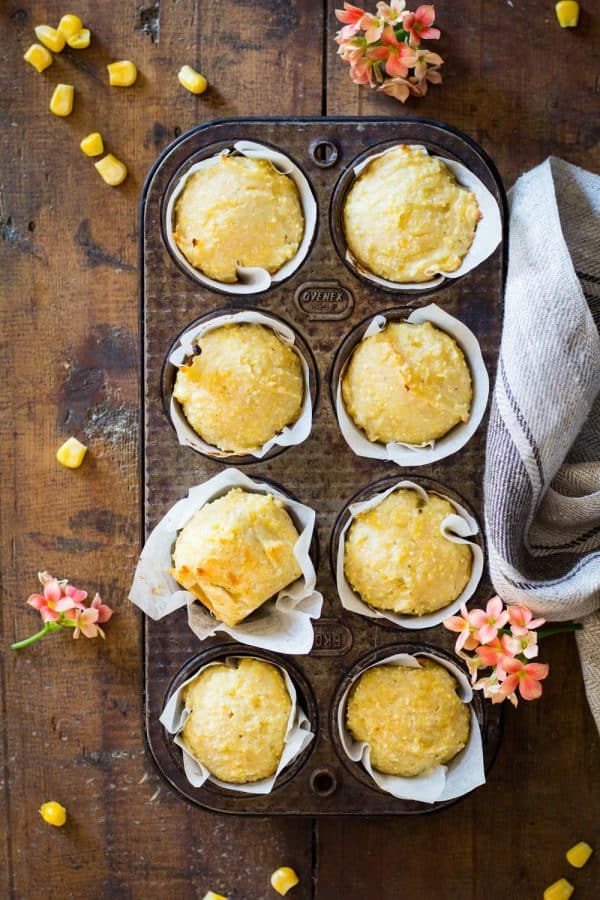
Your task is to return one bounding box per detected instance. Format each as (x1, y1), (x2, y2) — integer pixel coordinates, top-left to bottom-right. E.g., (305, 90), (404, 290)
(173, 323), (304, 454)
(181, 658), (292, 783)
(171, 488), (302, 627)
(343, 145), (480, 283)
(173, 155), (304, 282)
(344, 488), (472, 616)
(346, 659), (470, 777)
(341, 321), (472, 445)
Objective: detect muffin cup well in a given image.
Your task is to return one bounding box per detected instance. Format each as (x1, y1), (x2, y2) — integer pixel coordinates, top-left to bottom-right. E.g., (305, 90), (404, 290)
(129, 468), (323, 655)
(331, 142), (502, 292)
(335, 650), (485, 803)
(165, 310), (316, 461)
(333, 477), (484, 630)
(332, 303), (489, 466)
(160, 653), (315, 794)
(165, 140), (317, 294)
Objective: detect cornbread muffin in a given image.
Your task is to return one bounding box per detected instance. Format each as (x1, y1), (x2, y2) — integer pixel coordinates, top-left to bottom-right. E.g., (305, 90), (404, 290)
(171, 488), (302, 627)
(341, 321), (472, 445)
(346, 659), (470, 777)
(343, 145), (480, 283)
(173, 323), (304, 453)
(344, 488), (472, 616)
(181, 658), (292, 783)
(173, 155), (304, 282)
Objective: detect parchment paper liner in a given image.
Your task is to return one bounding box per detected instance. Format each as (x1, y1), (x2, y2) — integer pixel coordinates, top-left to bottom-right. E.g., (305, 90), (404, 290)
(338, 652), (485, 802)
(335, 304), (489, 466)
(161, 656), (314, 794)
(168, 311), (313, 458)
(165, 140), (317, 294)
(336, 479), (483, 630)
(129, 468), (323, 654)
(343, 144), (502, 291)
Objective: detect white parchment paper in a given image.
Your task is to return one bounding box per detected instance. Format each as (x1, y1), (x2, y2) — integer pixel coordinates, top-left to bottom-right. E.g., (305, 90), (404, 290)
(166, 140), (317, 293)
(129, 469), (323, 655)
(161, 656), (314, 793)
(345, 144), (502, 291)
(336, 479), (483, 630)
(335, 304), (489, 466)
(168, 311), (313, 458)
(338, 652), (485, 802)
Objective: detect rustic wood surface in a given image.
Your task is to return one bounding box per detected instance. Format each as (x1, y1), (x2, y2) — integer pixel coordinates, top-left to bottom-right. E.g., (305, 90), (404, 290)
(1, 1), (599, 898)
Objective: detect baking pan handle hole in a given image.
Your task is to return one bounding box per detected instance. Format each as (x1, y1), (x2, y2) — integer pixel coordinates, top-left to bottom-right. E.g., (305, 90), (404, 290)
(310, 767), (338, 797)
(308, 139), (339, 168)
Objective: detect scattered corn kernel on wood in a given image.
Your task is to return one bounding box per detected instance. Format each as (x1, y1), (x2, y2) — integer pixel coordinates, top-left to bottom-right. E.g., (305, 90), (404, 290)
(201, 893), (228, 900)
(34, 24), (65, 53)
(80, 132), (104, 157)
(107, 60), (138, 87)
(178, 65), (208, 94)
(39, 802), (67, 827)
(57, 14), (83, 40)
(23, 43), (53, 73)
(566, 840), (593, 868)
(544, 878), (574, 900)
(56, 437), (88, 468)
(50, 84), (74, 117)
(95, 154), (128, 186)
(555, 1), (580, 27)
(67, 28), (90, 49)
(270, 867), (299, 896)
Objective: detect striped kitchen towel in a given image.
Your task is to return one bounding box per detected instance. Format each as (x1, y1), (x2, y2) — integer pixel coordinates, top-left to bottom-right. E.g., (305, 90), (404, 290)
(484, 157), (600, 731)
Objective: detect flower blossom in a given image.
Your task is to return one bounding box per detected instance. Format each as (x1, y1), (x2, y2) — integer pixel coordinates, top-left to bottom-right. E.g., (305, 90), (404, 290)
(498, 659), (550, 701)
(401, 4), (440, 46)
(335, 2), (366, 40)
(376, 0), (406, 24)
(468, 595), (510, 645)
(443, 603), (480, 652)
(507, 604), (545, 636)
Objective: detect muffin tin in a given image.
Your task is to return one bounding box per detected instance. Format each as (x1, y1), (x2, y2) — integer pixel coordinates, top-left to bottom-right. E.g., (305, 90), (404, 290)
(140, 116), (507, 815)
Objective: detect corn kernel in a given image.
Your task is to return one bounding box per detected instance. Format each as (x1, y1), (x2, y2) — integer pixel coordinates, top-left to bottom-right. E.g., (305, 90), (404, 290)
(34, 25), (65, 53)
(67, 28), (91, 49)
(39, 802), (67, 827)
(555, 1), (580, 27)
(201, 894), (228, 900)
(80, 132), (104, 157)
(107, 60), (137, 87)
(270, 867), (300, 896)
(178, 65), (208, 95)
(57, 14), (83, 39)
(50, 84), (74, 117)
(56, 437), (87, 468)
(566, 840), (593, 868)
(544, 878), (574, 900)
(23, 43), (53, 73)
(95, 154), (128, 186)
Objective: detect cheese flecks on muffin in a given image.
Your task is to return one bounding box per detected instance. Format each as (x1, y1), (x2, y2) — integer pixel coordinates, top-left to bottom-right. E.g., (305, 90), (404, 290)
(343, 488), (472, 616)
(341, 321), (473, 445)
(343, 145), (481, 283)
(173, 323), (304, 454)
(171, 488), (302, 627)
(346, 659), (470, 777)
(181, 658), (292, 783)
(173, 155), (304, 282)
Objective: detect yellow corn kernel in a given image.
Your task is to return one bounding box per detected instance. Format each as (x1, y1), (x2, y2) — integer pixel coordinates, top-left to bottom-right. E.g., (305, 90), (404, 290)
(80, 132), (104, 157)
(95, 154), (128, 186)
(555, 1), (580, 27)
(50, 84), (74, 117)
(270, 867), (300, 896)
(39, 802), (67, 827)
(178, 65), (208, 95)
(201, 894), (228, 900)
(67, 28), (91, 49)
(544, 878), (574, 900)
(56, 437), (87, 468)
(57, 14), (83, 39)
(566, 840), (593, 868)
(107, 60), (137, 87)
(34, 25), (65, 53)
(23, 43), (53, 73)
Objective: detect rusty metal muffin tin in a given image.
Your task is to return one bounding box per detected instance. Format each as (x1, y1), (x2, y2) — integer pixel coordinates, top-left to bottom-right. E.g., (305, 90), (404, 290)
(140, 117), (507, 815)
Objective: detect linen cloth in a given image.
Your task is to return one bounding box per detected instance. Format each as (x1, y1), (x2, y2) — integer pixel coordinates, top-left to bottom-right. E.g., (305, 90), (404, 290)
(484, 157), (600, 730)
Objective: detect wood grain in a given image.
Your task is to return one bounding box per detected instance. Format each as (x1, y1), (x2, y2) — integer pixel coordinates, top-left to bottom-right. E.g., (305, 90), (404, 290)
(1, 1), (599, 898)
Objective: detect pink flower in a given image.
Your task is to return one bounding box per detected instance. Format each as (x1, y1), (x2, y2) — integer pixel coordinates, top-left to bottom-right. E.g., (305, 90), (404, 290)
(503, 629), (539, 660)
(360, 12), (385, 43)
(73, 606), (105, 640)
(409, 64), (443, 96)
(443, 603), (480, 652)
(473, 673), (518, 707)
(377, 25), (413, 77)
(475, 635), (515, 678)
(350, 58), (374, 84)
(457, 649), (483, 685)
(91, 593), (113, 624)
(507, 604), (545, 636)
(27, 572), (82, 623)
(469, 596), (509, 645)
(376, 0), (406, 25)
(402, 5), (440, 46)
(335, 2), (366, 39)
(403, 46), (443, 80)
(498, 659), (549, 701)
(376, 75), (419, 102)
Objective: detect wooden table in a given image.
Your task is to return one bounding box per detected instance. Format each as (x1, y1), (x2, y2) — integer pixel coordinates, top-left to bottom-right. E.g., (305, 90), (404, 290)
(2, 2), (599, 897)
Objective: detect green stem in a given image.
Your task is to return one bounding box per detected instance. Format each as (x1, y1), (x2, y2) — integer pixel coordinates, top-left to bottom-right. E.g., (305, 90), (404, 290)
(537, 623), (583, 639)
(11, 621), (62, 650)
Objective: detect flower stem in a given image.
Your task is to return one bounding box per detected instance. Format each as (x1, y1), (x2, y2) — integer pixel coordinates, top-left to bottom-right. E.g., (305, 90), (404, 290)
(537, 623), (583, 639)
(11, 621), (62, 650)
